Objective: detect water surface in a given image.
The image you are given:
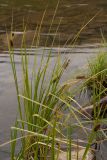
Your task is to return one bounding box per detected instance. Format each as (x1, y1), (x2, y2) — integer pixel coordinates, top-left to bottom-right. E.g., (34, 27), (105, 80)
(0, 0), (107, 47)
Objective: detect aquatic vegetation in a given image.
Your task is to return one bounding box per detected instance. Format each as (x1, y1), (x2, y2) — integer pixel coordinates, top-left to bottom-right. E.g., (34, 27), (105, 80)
(86, 53), (107, 98)
(7, 25), (96, 160)
(7, 33), (91, 159)
(7, 39), (102, 159)
(8, 38), (71, 159)
(6, 3), (80, 159)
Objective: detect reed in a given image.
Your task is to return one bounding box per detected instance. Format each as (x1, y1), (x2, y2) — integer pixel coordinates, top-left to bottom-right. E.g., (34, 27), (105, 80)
(6, 2), (77, 159)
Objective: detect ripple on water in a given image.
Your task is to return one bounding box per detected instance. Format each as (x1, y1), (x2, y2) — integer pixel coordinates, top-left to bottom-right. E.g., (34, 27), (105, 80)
(0, 4), (8, 7)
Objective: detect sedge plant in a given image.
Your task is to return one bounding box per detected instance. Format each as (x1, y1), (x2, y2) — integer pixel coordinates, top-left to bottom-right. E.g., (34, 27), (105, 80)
(1, 4), (105, 160)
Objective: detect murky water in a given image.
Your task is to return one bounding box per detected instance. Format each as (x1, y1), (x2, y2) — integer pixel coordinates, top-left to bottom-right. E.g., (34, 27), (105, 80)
(0, 0), (107, 47)
(0, 0), (107, 159)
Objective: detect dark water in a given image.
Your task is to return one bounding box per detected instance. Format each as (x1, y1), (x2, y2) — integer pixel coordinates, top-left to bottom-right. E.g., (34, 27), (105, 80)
(0, 0), (107, 47)
(0, 0), (107, 159)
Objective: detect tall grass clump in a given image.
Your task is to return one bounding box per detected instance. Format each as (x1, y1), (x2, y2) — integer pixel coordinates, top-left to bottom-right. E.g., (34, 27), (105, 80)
(8, 35), (72, 159)
(81, 52), (107, 158)
(86, 53), (107, 98)
(7, 25), (91, 160)
(6, 3), (79, 159)
(7, 36), (98, 159)
(8, 35), (71, 159)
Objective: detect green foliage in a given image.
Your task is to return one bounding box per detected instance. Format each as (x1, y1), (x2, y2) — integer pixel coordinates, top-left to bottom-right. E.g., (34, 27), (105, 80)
(87, 53), (107, 98)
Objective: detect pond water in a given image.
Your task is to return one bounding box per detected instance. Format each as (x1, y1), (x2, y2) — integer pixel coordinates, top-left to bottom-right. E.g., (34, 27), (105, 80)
(0, 0), (107, 159)
(0, 0), (107, 46)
